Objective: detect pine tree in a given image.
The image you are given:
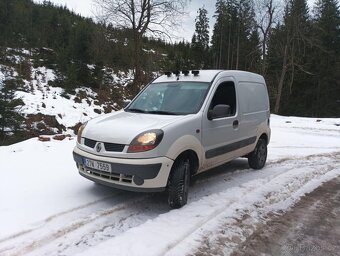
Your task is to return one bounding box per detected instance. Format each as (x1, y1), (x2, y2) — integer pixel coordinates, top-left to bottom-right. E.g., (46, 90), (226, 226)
(192, 7), (210, 51)
(192, 7), (210, 68)
(0, 71), (24, 144)
(211, 0), (259, 70)
(311, 0), (340, 116)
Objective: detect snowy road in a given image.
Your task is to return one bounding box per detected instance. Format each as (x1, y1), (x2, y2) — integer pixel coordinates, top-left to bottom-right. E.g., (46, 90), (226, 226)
(1, 115), (340, 256)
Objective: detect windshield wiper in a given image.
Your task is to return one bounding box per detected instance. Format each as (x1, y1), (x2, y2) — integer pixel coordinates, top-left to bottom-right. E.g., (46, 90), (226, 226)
(125, 108), (147, 113)
(146, 110), (180, 115)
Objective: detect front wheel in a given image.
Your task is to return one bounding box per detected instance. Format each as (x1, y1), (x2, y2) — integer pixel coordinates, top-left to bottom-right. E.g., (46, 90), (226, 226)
(248, 138), (267, 169)
(167, 158), (190, 209)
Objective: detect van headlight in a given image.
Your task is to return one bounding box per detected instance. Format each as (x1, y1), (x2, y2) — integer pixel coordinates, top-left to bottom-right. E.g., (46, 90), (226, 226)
(127, 129), (164, 153)
(77, 122), (87, 144)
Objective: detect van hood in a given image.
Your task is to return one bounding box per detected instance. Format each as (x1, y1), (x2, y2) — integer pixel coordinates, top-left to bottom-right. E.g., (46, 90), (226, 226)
(83, 110), (187, 144)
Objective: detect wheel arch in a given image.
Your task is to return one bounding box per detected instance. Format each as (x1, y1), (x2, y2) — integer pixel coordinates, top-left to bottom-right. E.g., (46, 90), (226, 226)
(259, 133), (269, 144)
(166, 135), (203, 175)
(173, 150), (199, 176)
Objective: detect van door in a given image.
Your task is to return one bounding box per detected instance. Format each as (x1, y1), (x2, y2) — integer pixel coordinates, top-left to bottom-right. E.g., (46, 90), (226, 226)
(201, 78), (242, 169)
(238, 81), (270, 140)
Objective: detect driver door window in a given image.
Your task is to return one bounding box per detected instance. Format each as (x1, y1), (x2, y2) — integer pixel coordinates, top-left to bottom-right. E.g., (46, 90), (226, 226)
(209, 81), (236, 118)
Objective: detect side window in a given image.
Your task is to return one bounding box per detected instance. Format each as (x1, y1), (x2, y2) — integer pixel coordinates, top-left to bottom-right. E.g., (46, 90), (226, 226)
(209, 81), (237, 117)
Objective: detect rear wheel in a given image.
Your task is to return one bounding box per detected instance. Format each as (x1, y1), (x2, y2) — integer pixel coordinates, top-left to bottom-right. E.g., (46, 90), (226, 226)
(248, 138), (267, 169)
(168, 157), (190, 209)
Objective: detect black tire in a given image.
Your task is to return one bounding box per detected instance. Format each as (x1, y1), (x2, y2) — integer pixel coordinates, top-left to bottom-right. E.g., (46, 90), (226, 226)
(248, 138), (267, 169)
(168, 157), (190, 209)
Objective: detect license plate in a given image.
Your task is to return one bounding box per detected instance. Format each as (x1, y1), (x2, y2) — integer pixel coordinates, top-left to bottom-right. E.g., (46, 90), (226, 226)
(84, 158), (112, 173)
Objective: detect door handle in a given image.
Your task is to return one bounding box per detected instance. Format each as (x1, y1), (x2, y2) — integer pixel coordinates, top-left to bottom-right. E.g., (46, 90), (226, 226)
(233, 120), (239, 129)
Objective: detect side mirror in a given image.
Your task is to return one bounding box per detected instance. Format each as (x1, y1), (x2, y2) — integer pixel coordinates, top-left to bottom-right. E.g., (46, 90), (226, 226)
(208, 104), (231, 120)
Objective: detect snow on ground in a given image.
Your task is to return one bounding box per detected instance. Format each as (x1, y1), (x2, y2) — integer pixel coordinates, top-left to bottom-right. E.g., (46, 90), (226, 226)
(15, 67), (103, 129)
(0, 115), (340, 256)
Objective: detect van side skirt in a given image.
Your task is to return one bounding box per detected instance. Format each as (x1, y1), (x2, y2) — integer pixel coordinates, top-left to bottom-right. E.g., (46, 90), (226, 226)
(205, 136), (257, 159)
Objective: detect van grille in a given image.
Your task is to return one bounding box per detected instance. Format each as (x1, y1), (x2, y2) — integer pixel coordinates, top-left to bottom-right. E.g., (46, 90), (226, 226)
(84, 138), (125, 152)
(80, 165), (133, 184)
(84, 138), (96, 148)
(104, 143), (125, 152)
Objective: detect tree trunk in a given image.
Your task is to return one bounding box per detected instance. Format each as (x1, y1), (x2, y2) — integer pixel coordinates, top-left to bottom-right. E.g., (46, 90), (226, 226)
(274, 44), (288, 114)
(218, 28), (223, 69)
(261, 34), (267, 75)
(227, 24), (231, 69)
(236, 23), (240, 70)
(133, 32), (142, 84)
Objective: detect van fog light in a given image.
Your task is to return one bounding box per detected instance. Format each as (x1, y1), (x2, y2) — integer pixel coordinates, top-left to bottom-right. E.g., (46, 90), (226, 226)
(133, 176), (144, 186)
(127, 130), (164, 153)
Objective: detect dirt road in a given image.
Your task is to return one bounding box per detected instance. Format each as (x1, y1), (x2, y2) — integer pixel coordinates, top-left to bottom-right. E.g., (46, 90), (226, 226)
(232, 177), (340, 256)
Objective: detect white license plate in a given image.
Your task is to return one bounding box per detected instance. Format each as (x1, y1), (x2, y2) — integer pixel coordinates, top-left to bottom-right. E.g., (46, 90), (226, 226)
(84, 158), (112, 173)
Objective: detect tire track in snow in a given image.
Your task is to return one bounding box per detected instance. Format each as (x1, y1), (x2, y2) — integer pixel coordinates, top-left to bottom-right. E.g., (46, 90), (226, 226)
(0, 193), (153, 256)
(51, 197), (169, 256)
(71, 152), (339, 256)
(2, 152), (340, 256)
(0, 192), (123, 244)
(166, 153), (340, 256)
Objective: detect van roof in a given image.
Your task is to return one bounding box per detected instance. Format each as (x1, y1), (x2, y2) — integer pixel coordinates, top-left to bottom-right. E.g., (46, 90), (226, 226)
(153, 70), (265, 84)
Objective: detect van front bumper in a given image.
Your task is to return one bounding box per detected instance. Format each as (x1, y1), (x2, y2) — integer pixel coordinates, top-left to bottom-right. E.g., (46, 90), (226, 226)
(73, 147), (173, 192)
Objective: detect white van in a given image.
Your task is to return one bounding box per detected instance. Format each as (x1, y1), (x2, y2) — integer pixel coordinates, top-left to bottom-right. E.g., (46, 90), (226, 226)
(73, 70), (271, 208)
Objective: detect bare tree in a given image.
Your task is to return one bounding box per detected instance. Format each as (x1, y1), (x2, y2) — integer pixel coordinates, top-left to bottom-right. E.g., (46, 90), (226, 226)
(273, 0), (312, 114)
(255, 0), (279, 75)
(93, 0), (187, 85)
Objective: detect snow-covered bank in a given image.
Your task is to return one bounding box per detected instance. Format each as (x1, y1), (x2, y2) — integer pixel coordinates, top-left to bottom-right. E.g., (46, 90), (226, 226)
(0, 115), (340, 256)
(2, 50), (134, 136)
(14, 66), (132, 131)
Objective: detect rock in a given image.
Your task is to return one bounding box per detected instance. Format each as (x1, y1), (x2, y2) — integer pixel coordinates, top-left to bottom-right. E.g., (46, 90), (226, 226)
(74, 97), (81, 103)
(53, 134), (66, 141)
(104, 105), (113, 114)
(94, 108), (102, 114)
(36, 122), (47, 130)
(26, 113), (66, 136)
(38, 135), (51, 142)
(53, 134), (71, 141)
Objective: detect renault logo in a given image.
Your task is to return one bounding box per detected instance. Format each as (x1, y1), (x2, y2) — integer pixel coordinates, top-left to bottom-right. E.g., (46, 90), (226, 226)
(96, 143), (102, 152)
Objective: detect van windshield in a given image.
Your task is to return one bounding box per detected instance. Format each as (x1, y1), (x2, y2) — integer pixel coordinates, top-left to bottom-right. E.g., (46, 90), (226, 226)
(126, 82), (210, 115)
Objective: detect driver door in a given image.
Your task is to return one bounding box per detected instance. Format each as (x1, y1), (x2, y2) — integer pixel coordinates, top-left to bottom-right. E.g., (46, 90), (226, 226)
(201, 78), (240, 169)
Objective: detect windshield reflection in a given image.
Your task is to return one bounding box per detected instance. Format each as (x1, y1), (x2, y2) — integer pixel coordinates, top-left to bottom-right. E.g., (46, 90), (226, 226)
(126, 82), (210, 115)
